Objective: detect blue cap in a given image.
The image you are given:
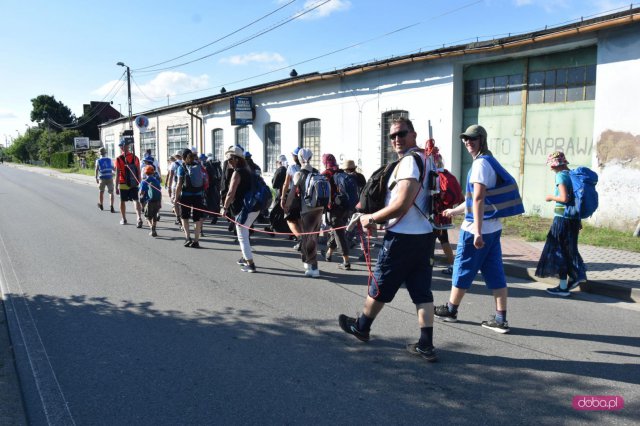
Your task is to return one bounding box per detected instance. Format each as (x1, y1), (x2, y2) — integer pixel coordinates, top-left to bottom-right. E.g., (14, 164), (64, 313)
(199, 154), (207, 161)
(244, 151), (252, 158)
(292, 146), (301, 156)
(143, 155), (154, 163)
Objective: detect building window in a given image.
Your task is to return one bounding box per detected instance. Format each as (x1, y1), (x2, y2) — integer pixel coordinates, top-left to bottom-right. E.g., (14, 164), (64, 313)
(104, 133), (115, 159)
(300, 119), (321, 170)
(167, 126), (189, 158)
(140, 129), (156, 157)
(212, 128), (224, 161)
(464, 74), (523, 108)
(527, 64), (596, 104)
(235, 126), (249, 151)
(264, 122), (281, 173)
(381, 110), (409, 165)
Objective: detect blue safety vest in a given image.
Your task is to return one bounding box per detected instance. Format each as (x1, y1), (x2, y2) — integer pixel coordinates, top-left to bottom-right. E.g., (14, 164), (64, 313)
(97, 157), (114, 179)
(464, 155), (524, 221)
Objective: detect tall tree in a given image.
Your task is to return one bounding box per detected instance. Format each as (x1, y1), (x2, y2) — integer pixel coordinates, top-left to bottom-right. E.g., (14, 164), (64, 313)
(30, 95), (75, 132)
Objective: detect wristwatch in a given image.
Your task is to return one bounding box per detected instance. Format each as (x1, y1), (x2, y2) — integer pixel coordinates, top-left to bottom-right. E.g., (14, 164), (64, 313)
(368, 215), (376, 225)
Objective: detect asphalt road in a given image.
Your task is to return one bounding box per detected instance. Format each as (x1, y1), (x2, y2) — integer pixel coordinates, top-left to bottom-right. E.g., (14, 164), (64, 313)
(0, 165), (639, 425)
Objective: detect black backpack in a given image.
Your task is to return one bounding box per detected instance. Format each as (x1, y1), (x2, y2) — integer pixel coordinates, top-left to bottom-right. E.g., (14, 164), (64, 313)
(120, 154), (139, 188)
(357, 152), (425, 214)
(181, 163), (204, 192)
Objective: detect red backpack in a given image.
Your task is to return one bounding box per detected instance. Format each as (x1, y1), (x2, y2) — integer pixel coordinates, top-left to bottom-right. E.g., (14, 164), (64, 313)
(432, 169), (464, 228)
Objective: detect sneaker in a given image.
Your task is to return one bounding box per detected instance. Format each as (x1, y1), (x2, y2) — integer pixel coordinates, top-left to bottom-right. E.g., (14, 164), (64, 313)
(200, 230), (205, 237)
(136, 220), (143, 229)
(337, 262), (351, 270)
(110, 206), (115, 213)
(321, 250), (332, 262)
(546, 286), (570, 297)
(97, 203), (103, 211)
(184, 239), (193, 247)
(237, 258), (248, 266)
(241, 264), (257, 273)
(119, 219), (127, 225)
(434, 304), (458, 322)
(481, 315), (510, 334)
(293, 242), (301, 251)
(305, 266), (320, 278)
(406, 343), (438, 362)
(175, 219), (181, 226)
(338, 314), (370, 342)
(190, 241), (200, 248)
(441, 266), (453, 275)
(568, 278), (586, 291)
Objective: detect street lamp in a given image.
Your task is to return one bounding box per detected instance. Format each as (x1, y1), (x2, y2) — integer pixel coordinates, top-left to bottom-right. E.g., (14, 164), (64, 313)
(116, 62), (133, 130)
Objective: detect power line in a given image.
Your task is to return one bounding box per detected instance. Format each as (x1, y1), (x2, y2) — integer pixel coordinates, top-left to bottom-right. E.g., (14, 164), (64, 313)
(134, 0), (332, 74)
(134, 0), (298, 71)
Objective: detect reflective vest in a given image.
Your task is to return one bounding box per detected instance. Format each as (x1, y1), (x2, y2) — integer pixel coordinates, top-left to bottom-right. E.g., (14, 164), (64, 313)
(97, 157), (113, 180)
(464, 155), (524, 221)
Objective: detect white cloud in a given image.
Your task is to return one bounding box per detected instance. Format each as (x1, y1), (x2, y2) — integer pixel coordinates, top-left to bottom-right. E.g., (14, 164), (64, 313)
(219, 52), (286, 66)
(513, 0), (571, 13)
(0, 109), (18, 120)
(93, 72), (210, 106)
(297, 0), (351, 20)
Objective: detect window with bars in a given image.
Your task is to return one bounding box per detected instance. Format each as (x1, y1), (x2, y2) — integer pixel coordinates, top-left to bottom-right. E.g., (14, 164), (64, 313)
(300, 119), (321, 170)
(264, 122), (281, 173)
(528, 64), (596, 104)
(235, 126), (249, 151)
(381, 110), (409, 165)
(140, 130), (157, 157)
(212, 128), (224, 161)
(104, 133), (115, 159)
(463, 74), (524, 108)
(167, 126), (189, 158)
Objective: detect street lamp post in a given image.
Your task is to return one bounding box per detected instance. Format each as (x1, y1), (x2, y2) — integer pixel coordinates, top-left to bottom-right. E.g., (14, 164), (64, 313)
(116, 62), (133, 130)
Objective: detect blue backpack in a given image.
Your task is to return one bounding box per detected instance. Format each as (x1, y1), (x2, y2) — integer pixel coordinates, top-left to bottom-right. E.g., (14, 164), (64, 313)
(300, 169), (331, 209)
(145, 176), (162, 202)
(238, 174), (273, 224)
(332, 170), (359, 211)
(564, 167), (599, 219)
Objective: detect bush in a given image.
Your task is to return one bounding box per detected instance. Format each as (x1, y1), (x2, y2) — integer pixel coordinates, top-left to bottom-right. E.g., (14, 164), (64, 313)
(51, 152), (73, 169)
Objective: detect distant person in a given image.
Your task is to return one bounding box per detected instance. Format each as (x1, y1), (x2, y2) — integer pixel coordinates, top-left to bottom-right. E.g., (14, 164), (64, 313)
(167, 150), (184, 227)
(341, 159), (366, 195)
(245, 151), (262, 175)
(535, 151), (587, 296)
(321, 153), (352, 270)
(281, 147), (303, 247)
(203, 153), (223, 225)
(114, 139), (142, 227)
(266, 154), (288, 234)
(139, 165), (162, 237)
(144, 149), (161, 178)
(175, 149), (205, 248)
(95, 147), (115, 213)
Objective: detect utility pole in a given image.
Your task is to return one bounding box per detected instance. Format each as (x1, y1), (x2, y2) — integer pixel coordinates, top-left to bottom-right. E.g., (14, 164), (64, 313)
(117, 62), (133, 129)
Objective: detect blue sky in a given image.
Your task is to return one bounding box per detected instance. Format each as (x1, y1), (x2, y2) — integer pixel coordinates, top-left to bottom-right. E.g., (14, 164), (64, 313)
(0, 0), (632, 144)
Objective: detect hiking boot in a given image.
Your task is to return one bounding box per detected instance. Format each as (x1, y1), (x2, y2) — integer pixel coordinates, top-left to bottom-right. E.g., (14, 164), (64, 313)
(338, 314), (370, 342)
(190, 241), (200, 248)
(546, 286), (570, 297)
(149, 230), (158, 237)
(184, 239), (193, 247)
(481, 315), (510, 334)
(406, 343), (438, 362)
(237, 258), (248, 266)
(337, 262), (351, 270)
(110, 206), (115, 213)
(434, 304), (458, 322)
(441, 266), (453, 275)
(136, 220), (143, 229)
(305, 266), (320, 278)
(241, 264), (257, 273)
(568, 278), (586, 291)
(175, 219), (181, 226)
(97, 203), (103, 211)
(321, 250), (332, 262)
(119, 219), (127, 225)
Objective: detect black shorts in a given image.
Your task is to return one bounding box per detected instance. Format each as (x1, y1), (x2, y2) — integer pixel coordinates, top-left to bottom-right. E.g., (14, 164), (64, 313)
(284, 207), (301, 221)
(435, 229), (449, 244)
(179, 195), (204, 221)
(119, 187), (139, 202)
(144, 200), (161, 220)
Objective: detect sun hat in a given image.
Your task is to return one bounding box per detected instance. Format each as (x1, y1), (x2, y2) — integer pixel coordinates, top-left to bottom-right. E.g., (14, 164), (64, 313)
(225, 146), (244, 159)
(546, 151), (569, 167)
(298, 148), (313, 163)
(341, 159), (356, 170)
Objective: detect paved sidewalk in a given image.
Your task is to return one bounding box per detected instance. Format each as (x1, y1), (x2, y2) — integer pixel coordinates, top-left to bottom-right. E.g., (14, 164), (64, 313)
(6, 163), (640, 302)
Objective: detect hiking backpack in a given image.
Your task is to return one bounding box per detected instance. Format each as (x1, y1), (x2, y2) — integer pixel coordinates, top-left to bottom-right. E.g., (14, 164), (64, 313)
(300, 169), (331, 209)
(119, 154), (139, 187)
(431, 169), (464, 229)
(204, 160), (222, 188)
(357, 152), (427, 214)
(145, 176), (162, 201)
(564, 167), (599, 219)
(331, 170), (359, 211)
(238, 173), (273, 224)
(181, 163), (204, 192)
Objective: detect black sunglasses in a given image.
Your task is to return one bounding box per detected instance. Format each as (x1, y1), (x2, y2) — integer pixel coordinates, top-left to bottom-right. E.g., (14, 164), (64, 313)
(389, 130), (409, 140)
(461, 136), (479, 143)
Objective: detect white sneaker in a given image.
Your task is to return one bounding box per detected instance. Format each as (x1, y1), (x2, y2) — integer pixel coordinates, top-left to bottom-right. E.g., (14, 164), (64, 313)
(303, 262), (310, 271)
(305, 267), (320, 278)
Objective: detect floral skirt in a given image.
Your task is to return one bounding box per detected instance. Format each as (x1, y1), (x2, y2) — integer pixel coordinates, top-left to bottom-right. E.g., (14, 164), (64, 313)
(535, 216), (587, 281)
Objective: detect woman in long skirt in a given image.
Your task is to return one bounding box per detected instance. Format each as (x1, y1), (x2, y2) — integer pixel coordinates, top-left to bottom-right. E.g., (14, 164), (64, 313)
(535, 151), (587, 297)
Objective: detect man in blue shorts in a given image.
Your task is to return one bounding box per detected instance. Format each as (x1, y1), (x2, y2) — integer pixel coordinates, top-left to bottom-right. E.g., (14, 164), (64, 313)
(338, 117), (438, 362)
(434, 124), (511, 334)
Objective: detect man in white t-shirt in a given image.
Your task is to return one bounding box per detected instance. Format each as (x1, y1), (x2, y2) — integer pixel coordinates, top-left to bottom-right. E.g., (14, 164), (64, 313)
(434, 124), (510, 334)
(338, 117), (438, 363)
(167, 150), (184, 226)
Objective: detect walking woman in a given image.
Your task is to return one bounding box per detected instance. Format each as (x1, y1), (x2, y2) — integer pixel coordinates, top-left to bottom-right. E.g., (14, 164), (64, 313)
(222, 146), (260, 273)
(535, 151), (587, 297)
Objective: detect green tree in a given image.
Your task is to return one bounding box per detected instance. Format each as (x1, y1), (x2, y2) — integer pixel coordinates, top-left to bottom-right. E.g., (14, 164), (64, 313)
(30, 95), (75, 131)
(5, 133), (39, 163)
(38, 129), (80, 164)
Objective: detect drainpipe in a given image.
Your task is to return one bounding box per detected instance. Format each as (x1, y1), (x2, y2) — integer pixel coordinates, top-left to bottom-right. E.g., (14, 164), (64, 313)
(187, 107), (203, 153)
(519, 58), (529, 196)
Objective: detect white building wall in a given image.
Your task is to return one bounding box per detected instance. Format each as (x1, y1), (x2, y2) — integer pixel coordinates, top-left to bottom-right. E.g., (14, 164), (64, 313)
(592, 23), (640, 230)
